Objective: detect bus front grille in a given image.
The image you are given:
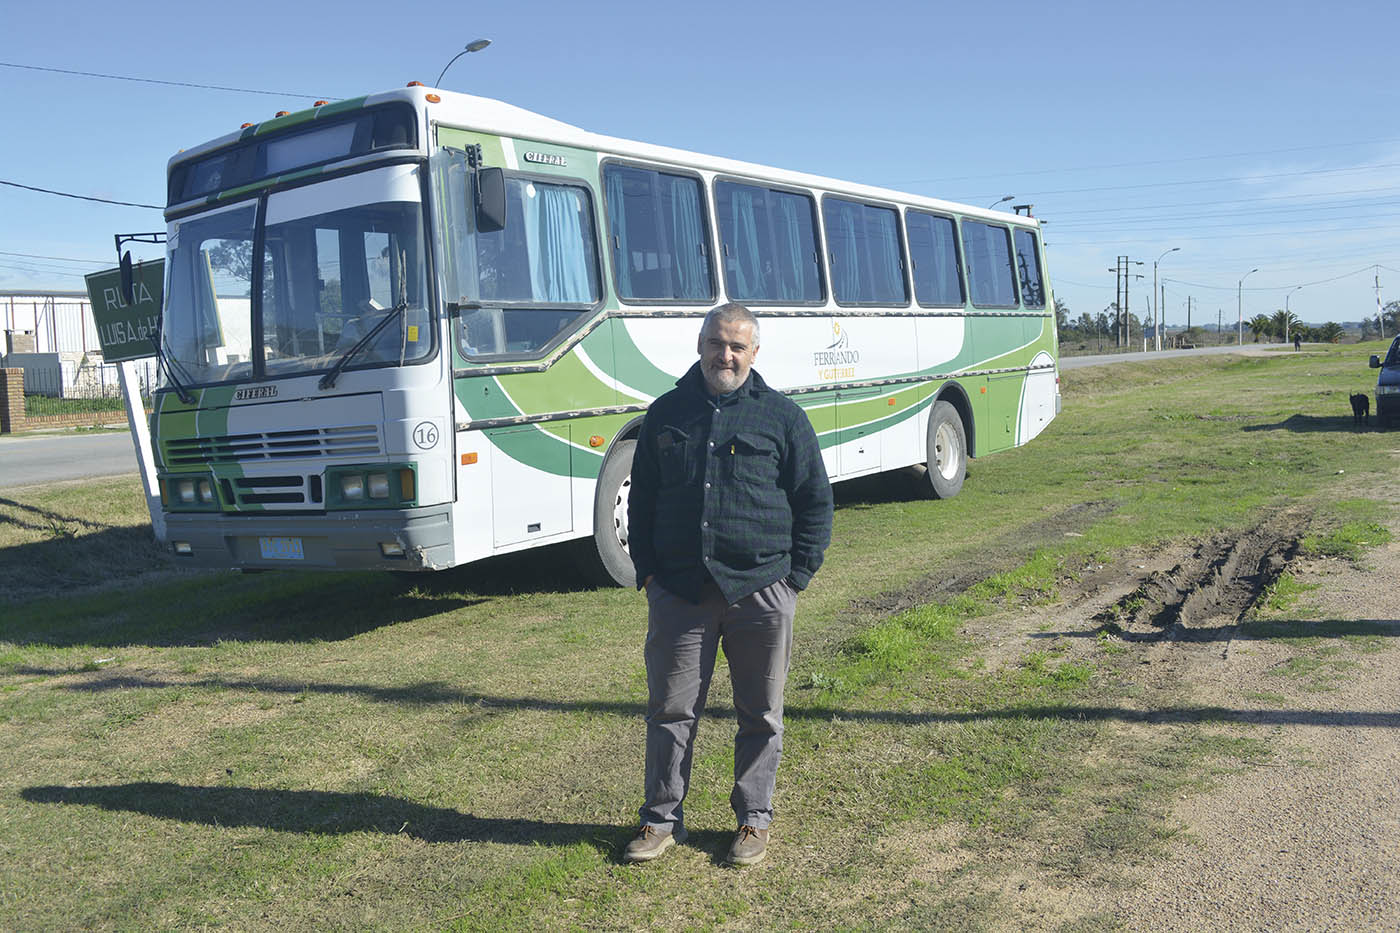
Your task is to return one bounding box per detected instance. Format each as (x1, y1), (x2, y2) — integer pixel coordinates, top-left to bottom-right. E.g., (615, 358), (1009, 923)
(164, 425), (382, 465)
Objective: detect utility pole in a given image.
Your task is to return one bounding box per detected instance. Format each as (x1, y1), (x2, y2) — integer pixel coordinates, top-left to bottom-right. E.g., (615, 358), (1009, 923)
(1378, 270), (1385, 340)
(1217, 308), (1222, 343)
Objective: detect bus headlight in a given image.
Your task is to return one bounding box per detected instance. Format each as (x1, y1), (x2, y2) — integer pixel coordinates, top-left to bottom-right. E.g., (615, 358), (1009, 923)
(325, 464), (418, 510)
(339, 474), (366, 500)
(159, 473), (220, 511)
(367, 472), (390, 499)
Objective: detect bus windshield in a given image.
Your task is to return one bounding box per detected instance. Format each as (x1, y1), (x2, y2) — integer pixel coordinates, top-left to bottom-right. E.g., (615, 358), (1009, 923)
(162, 165), (431, 387)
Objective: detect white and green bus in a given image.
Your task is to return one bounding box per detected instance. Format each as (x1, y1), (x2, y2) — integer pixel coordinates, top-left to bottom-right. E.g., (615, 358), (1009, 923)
(149, 84), (1059, 586)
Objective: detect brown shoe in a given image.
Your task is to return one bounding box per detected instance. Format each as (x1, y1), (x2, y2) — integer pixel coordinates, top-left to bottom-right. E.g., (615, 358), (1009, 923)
(725, 825), (769, 866)
(622, 824), (687, 863)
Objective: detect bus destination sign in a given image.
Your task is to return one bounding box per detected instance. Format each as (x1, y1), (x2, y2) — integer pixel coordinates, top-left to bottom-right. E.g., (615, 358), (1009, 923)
(84, 261), (165, 363)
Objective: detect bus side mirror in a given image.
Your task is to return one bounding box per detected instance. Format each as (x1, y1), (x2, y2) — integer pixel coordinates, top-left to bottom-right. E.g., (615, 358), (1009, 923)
(475, 167), (506, 233)
(1371, 355), (1381, 368)
(119, 250), (135, 304)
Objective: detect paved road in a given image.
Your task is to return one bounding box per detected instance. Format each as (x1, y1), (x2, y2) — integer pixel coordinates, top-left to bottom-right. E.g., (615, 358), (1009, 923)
(0, 344), (1293, 489)
(1061, 342), (1284, 370)
(0, 431), (139, 489)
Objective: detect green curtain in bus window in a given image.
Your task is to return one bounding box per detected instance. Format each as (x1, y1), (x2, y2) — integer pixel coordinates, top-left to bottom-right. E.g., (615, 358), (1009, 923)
(777, 194), (805, 301)
(670, 178), (708, 300)
(524, 186), (593, 303)
(605, 170), (633, 298)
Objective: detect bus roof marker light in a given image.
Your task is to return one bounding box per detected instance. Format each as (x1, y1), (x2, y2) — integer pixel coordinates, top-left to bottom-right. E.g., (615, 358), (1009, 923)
(425, 93), (441, 103)
(275, 111), (290, 117)
(313, 100), (328, 107)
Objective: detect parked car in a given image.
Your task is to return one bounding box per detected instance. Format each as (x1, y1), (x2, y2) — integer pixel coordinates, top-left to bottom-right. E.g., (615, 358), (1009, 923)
(1369, 335), (1400, 427)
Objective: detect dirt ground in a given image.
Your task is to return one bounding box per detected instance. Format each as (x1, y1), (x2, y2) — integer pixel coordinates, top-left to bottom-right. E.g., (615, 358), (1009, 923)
(1100, 537), (1400, 931)
(935, 493), (1400, 930)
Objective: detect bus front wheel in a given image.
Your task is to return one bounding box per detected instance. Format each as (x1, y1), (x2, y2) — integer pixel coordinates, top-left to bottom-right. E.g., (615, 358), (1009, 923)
(591, 438), (639, 588)
(925, 400), (967, 499)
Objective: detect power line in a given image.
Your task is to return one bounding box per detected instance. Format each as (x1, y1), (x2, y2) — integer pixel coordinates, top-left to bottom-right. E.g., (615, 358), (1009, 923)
(0, 250), (109, 265)
(0, 179), (161, 210)
(0, 60), (336, 101)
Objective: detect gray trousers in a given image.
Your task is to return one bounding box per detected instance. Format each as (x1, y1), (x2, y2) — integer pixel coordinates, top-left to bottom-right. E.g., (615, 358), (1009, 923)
(640, 578), (797, 832)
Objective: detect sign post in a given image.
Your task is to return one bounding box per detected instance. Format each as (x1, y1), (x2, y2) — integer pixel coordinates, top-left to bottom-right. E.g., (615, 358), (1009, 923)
(84, 261), (166, 542)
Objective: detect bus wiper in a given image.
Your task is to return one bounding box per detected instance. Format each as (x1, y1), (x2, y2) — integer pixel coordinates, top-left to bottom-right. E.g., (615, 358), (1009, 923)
(318, 300), (408, 390)
(148, 335), (195, 404)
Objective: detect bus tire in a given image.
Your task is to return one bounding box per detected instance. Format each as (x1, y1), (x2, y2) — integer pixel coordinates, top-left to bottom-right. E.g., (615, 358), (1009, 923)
(925, 400), (967, 499)
(591, 438), (638, 588)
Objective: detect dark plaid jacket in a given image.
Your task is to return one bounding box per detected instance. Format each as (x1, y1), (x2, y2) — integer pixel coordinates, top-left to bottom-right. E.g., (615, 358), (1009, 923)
(628, 363), (833, 604)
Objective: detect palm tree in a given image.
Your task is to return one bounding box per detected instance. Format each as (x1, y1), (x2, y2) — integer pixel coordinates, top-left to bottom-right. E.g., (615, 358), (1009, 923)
(1248, 314), (1273, 343)
(1270, 309), (1299, 343)
(1318, 322), (1344, 343)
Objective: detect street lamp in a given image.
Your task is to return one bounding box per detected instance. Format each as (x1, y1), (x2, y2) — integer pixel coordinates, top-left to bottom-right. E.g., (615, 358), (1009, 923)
(987, 195), (1015, 210)
(1285, 285), (1302, 345)
(436, 38), (492, 87)
(1237, 268), (1259, 345)
(1153, 247), (1180, 352)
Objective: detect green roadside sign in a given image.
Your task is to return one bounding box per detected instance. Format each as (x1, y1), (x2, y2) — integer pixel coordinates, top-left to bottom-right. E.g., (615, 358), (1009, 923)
(84, 260), (164, 363)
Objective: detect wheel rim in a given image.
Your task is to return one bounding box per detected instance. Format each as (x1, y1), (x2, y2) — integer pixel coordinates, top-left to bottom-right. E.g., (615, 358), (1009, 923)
(612, 475), (632, 553)
(933, 421), (961, 480)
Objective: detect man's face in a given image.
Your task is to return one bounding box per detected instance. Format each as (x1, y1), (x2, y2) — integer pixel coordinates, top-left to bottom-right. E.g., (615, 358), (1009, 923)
(698, 318), (759, 395)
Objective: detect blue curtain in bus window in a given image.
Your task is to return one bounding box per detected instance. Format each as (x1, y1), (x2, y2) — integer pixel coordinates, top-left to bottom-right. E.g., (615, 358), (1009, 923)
(727, 186), (765, 300)
(776, 194), (806, 301)
(908, 212), (963, 306)
(669, 177), (709, 300)
(1013, 228), (1045, 308)
(524, 185), (593, 303)
(866, 206), (905, 303)
(604, 169), (633, 298)
(825, 200), (859, 303)
(964, 220), (1016, 307)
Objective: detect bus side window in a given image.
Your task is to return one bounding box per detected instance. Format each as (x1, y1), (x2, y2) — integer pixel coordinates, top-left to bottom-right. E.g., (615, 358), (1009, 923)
(1013, 228), (1045, 309)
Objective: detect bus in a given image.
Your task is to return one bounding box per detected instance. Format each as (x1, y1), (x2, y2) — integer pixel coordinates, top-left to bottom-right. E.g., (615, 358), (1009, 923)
(149, 84), (1060, 586)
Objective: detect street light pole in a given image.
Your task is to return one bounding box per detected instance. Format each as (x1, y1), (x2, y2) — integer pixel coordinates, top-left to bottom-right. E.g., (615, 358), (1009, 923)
(987, 195), (1015, 210)
(1285, 285), (1302, 345)
(1237, 268), (1259, 345)
(1153, 247), (1180, 352)
(435, 38), (492, 87)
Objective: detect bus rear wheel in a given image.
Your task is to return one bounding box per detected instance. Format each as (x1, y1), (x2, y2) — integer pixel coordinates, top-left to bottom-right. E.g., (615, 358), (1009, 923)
(589, 438), (638, 588)
(925, 400), (967, 499)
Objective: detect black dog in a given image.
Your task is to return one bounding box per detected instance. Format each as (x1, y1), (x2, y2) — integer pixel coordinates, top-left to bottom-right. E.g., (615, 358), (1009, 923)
(1350, 392), (1370, 426)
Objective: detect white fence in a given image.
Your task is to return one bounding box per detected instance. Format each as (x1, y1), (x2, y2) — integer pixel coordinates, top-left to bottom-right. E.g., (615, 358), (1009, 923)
(2, 292), (159, 397)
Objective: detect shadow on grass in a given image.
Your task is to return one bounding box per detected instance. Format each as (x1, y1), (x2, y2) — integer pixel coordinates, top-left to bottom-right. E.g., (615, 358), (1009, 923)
(23, 670), (1400, 729)
(20, 782), (624, 851)
(0, 574), (486, 648)
(1241, 414), (1383, 433)
(0, 495), (178, 605)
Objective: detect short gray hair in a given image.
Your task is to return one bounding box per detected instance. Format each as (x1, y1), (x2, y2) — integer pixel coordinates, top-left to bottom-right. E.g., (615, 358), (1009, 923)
(700, 302), (760, 347)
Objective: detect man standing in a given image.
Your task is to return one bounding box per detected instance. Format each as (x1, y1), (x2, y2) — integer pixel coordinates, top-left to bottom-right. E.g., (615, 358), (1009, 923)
(622, 302), (833, 867)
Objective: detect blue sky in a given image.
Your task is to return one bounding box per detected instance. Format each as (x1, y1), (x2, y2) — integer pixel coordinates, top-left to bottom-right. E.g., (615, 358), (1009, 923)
(3, 0), (1399, 327)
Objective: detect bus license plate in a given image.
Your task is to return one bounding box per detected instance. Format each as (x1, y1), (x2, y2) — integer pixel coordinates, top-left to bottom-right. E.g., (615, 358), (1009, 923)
(258, 536), (304, 560)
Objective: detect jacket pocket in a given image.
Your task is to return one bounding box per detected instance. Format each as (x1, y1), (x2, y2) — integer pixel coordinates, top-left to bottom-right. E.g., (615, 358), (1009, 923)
(656, 426), (693, 488)
(729, 432), (780, 485)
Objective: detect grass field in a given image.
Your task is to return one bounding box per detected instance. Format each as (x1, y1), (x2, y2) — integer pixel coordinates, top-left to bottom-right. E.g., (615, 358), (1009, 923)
(1, 342), (1395, 931)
